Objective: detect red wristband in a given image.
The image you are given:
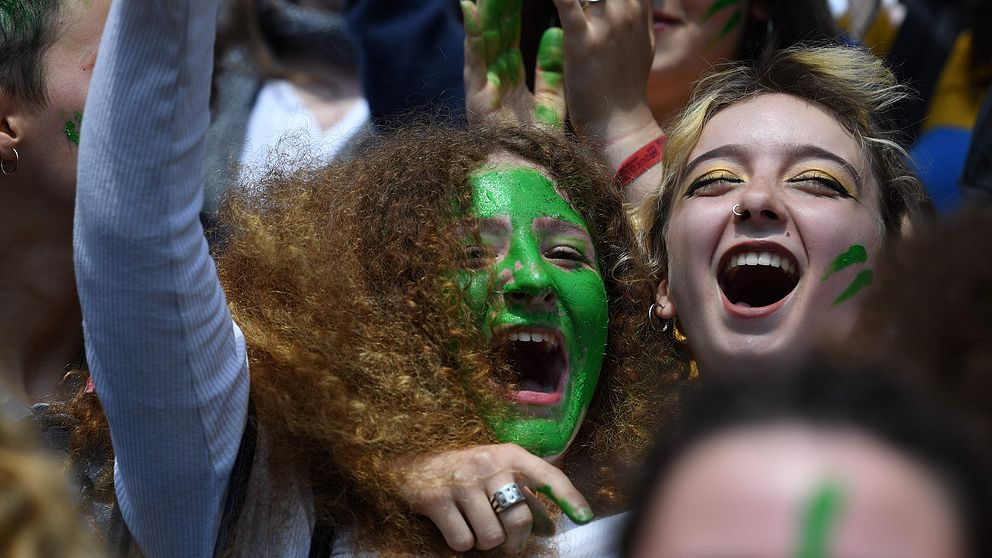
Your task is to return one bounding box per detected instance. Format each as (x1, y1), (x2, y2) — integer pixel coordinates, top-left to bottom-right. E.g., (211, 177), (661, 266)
(615, 135), (666, 188)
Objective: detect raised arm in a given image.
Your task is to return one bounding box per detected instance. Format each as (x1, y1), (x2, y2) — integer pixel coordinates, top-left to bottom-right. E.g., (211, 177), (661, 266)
(73, 1), (248, 557)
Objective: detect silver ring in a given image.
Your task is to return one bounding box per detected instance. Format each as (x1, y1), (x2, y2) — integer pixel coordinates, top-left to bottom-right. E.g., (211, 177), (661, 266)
(1, 147), (18, 176)
(490, 483), (526, 514)
(579, 0), (606, 8)
(732, 203), (745, 217)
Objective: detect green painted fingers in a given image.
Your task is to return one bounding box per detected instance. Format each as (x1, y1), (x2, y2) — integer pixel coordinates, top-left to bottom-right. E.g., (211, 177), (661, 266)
(536, 485), (595, 525)
(463, 0), (564, 126)
(534, 27), (564, 126)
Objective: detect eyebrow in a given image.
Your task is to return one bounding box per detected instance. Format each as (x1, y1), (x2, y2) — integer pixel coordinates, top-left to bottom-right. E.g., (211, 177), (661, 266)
(683, 144), (865, 194)
(532, 217), (591, 239)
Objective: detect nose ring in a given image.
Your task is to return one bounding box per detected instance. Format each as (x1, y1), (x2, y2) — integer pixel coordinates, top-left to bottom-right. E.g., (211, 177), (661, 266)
(731, 203), (745, 217)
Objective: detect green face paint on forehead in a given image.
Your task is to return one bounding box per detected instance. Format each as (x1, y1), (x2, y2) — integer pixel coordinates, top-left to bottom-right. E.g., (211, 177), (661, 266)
(796, 482), (844, 558)
(460, 166), (609, 458)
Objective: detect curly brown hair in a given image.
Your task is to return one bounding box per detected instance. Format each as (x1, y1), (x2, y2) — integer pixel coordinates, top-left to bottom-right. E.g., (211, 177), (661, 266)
(215, 122), (680, 555)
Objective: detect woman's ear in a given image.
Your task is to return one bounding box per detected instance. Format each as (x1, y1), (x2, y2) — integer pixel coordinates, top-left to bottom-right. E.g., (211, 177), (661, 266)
(0, 91), (23, 160)
(655, 279), (677, 320)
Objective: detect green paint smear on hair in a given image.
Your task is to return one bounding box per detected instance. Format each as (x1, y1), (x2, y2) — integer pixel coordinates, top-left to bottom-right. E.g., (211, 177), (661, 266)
(796, 482), (843, 558)
(64, 111), (82, 146)
(822, 244), (868, 280)
(703, 0), (740, 21)
(833, 269), (873, 306)
(536, 485), (594, 524)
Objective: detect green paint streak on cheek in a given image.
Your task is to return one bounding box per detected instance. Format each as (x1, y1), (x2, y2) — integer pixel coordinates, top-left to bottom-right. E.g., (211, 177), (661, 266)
(822, 244), (868, 280)
(64, 111), (83, 146)
(796, 482), (843, 558)
(833, 269), (873, 306)
(715, 9), (743, 41)
(536, 485), (594, 524)
(703, 0), (740, 21)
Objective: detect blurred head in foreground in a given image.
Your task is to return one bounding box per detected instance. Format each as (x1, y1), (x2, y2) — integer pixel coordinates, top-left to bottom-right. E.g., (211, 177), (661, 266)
(622, 363), (992, 558)
(0, 412), (98, 558)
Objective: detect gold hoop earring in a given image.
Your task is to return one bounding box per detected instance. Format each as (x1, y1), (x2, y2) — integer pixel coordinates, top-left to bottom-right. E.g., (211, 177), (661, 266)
(0, 147), (18, 176)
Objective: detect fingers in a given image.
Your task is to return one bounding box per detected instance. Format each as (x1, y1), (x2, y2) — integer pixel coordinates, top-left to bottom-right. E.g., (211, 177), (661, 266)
(505, 448), (593, 524)
(423, 500), (477, 553)
(487, 478), (533, 554)
(462, 1), (488, 99)
(522, 488), (554, 538)
(550, 0), (589, 37)
(534, 27), (566, 127)
(458, 488), (508, 551)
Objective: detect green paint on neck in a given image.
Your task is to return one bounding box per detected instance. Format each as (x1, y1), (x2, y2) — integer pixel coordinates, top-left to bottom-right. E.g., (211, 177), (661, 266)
(823, 245), (868, 280)
(796, 482), (843, 558)
(833, 269), (873, 305)
(536, 485), (594, 524)
(64, 111), (82, 146)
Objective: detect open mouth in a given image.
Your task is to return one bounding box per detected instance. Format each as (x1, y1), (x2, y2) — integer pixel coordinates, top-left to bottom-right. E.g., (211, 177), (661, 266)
(493, 326), (568, 407)
(718, 247), (801, 309)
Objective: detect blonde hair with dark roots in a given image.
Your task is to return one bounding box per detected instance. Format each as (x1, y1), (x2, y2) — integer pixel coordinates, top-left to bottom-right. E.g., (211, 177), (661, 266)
(640, 44), (931, 277)
(215, 123), (680, 556)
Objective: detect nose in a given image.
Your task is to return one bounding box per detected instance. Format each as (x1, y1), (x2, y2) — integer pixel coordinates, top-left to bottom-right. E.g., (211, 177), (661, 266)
(501, 261), (557, 313)
(734, 176), (788, 226)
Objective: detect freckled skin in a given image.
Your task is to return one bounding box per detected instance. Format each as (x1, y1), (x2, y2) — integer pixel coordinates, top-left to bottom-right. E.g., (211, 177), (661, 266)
(459, 167), (609, 457)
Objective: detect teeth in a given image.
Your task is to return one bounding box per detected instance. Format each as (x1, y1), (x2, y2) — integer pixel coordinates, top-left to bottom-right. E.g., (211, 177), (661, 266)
(724, 251), (798, 276)
(505, 330), (558, 347)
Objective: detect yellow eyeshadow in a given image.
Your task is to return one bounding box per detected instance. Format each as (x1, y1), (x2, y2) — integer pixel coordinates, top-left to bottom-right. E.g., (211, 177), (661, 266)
(796, 170), (857, 198)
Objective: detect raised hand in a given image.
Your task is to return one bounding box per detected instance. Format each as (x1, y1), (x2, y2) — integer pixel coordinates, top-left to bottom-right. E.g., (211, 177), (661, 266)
(400, 444), (593, 554)
(462, 0), (566, 127)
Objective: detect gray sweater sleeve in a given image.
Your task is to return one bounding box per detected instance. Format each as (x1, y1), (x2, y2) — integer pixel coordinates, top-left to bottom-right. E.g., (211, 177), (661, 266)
(73, 1), (249, 557)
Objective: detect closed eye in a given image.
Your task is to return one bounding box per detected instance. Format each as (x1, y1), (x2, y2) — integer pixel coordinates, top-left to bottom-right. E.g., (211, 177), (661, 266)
(786, 171), (854, 199)
(545, 245), (589, 267)
(684, 171), (744, 197)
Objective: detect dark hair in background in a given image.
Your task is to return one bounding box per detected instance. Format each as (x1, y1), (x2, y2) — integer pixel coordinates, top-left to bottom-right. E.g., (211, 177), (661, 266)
(847, 208), (992, 450)
(620, 362), (992, 557)
(739, 0), (839, 61)
(0, 0), (63, 108)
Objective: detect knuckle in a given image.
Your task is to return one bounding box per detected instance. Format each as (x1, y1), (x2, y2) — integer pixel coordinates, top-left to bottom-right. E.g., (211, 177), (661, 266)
(449, 533), (475, 553)
(504, 512), (532, 532)
(476, 529), (506, 551)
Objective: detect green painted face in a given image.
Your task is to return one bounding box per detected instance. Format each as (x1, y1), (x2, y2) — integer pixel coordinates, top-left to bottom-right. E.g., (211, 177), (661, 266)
(460, 166), (609, 457)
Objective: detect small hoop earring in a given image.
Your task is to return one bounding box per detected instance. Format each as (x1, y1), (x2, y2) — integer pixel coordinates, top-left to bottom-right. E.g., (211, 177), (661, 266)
(648, 303), (671, 334)
(732, 203), (745, 217)
(1, 147), (18, 176)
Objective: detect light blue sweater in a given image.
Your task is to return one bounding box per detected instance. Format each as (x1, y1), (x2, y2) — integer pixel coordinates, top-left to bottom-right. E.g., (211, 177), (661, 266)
(75, 1), (252, 556)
